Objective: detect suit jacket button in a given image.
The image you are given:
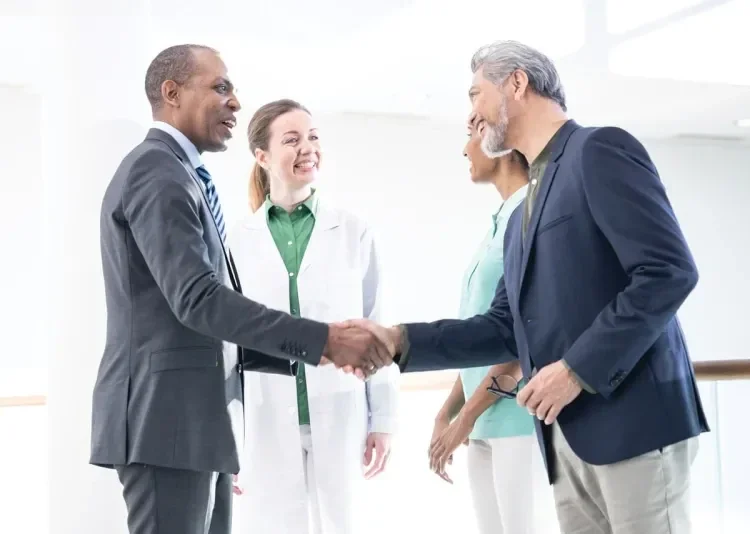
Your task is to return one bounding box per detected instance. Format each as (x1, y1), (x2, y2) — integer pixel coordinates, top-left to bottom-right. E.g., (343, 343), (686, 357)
(236, 363), (243, 373)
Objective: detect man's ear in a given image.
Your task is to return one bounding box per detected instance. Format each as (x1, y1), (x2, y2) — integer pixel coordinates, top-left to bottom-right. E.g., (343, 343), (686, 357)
(161, 80), (181, 108)
(510, 70), (530, 101)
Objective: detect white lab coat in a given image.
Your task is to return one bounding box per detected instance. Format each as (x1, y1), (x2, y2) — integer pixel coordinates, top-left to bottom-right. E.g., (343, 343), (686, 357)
(229, 199), (400, 534)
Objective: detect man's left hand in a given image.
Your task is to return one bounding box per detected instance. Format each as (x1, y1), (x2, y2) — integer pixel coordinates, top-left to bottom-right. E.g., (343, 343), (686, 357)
(363, 432), (392, 479)
(516, 361), (582, 425)
(231, 474), (243, 496)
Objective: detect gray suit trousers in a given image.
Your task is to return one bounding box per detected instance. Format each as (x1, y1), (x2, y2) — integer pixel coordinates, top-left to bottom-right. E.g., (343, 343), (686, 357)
(116, 464), (232, 534)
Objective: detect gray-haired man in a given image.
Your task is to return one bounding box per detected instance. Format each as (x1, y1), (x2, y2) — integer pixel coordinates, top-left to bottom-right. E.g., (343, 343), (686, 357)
(355, 40), (706, 534)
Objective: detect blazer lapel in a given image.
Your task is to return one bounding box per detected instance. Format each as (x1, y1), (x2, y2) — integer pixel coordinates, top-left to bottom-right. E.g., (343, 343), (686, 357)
(183, 160), (241, 291)
(147, 128), (240, 291)
(519, 120), (579, 291)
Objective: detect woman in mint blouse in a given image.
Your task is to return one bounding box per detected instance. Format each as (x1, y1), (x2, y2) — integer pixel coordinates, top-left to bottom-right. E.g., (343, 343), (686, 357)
(428, 121), (549, 534)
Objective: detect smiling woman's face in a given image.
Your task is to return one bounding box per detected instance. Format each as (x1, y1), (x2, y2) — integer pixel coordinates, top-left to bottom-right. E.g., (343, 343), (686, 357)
(255, 109), (321, 188)
(463, 118), (499, 183)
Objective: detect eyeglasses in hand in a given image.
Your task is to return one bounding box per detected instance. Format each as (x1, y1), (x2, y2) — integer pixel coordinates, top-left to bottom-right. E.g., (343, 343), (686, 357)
(486, 374), (520, 399)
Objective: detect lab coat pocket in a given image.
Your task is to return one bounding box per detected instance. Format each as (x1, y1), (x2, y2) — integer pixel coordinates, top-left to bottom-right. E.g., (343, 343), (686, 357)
(307, 362), (364, 397)
(302, 266), (363, 322)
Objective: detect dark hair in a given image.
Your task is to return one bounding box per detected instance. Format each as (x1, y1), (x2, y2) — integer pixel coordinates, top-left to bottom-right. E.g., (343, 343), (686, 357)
(144, 44), (217, 109)
(247, 99), (311, 212)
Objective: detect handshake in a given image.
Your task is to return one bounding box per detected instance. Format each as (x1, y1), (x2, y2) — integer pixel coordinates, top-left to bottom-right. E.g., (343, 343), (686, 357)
(320, 319), (403, 378)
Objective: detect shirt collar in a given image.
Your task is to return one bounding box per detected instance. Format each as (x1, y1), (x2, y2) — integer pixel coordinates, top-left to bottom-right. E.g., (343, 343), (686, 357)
(263, 189), (319, 220)
(530, 123), (567, 172)
(152, 121), (203, 170)
(495, 183), (529, 223)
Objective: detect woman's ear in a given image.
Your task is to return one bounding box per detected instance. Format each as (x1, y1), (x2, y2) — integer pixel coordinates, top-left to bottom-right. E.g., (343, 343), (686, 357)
(255, 148), (269, 170)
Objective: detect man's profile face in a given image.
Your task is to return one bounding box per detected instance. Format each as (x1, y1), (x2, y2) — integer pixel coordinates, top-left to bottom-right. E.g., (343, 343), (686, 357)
(469, 67), (512, 156)
(175, 49), (241, 153)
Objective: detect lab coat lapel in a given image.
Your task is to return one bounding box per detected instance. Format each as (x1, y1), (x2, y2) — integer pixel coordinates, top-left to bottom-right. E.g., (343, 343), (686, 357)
(239, 209), (290, 311)
(299, 200), (341, 276)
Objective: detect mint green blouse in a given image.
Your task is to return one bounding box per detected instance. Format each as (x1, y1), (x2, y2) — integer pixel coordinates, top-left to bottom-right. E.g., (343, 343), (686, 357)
(458, 185), (535, 440)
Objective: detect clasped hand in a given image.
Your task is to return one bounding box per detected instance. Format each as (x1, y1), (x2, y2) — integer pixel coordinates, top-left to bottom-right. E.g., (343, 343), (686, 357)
(321, 318), (400, 379)
(516, 360), (582, 425)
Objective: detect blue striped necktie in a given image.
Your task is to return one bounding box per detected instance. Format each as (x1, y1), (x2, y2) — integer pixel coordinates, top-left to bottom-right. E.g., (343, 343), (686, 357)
(195, 165), (227, 243)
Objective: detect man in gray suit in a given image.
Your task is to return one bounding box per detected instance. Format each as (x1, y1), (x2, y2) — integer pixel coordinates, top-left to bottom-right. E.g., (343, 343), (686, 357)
(90, 44), (392, 534)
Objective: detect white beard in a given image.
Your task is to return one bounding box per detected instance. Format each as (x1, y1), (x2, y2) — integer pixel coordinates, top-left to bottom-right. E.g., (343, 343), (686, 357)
(481, 98), (510, 158)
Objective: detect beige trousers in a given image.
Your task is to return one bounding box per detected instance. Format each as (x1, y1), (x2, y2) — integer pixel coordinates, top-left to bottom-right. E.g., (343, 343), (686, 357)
(551, 423), (699, 534)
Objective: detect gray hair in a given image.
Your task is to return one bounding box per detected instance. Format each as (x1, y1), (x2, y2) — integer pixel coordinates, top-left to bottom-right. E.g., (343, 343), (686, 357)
(145, 44), (217, 109)
(470, 40), (567, 112)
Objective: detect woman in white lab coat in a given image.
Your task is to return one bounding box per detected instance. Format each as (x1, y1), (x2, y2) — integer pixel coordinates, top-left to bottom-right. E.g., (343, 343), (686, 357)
(229, 99), (400, 534)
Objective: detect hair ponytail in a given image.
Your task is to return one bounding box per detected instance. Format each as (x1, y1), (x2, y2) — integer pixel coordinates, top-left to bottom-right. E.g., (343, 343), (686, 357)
(249, 162), (270, 212)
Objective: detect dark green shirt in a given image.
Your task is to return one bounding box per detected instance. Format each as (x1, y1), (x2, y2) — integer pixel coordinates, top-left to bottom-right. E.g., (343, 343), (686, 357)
(522, 127), (561, 239)
(263, 192), (319, 425)
(521, 125), (595, 393)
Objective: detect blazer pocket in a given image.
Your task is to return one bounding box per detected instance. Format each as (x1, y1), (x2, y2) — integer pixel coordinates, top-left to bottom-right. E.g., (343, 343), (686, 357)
(150, 346), (219, 372)
(537, 213), (573, 236)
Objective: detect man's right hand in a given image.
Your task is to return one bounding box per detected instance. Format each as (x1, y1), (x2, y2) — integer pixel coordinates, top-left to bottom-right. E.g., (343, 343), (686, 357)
(322, 322), (395, 378)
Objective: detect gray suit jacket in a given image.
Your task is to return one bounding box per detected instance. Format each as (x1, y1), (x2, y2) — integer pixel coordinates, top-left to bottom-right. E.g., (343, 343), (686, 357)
(90, 129), (329, 474)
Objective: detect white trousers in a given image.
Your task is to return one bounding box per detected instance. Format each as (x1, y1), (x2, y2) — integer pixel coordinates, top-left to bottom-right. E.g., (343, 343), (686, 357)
(467, 434), (557, 534)
(551, 423), (699, 534)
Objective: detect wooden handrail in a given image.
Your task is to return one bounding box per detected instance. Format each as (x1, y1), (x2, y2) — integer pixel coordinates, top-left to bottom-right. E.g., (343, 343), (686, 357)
(693, 359), (750, 381)
(2, 360), (749, 407)
(0, 395), (47, 408)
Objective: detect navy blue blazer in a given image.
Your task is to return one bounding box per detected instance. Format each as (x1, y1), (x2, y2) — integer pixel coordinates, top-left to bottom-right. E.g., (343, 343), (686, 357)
(404, 120), (708, 480)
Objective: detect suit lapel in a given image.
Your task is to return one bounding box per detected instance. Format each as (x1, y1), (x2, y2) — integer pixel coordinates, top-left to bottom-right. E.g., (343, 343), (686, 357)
(181, 160), (241, 291)
(518, 120), (579, 292)
(146, 128), (241, 291)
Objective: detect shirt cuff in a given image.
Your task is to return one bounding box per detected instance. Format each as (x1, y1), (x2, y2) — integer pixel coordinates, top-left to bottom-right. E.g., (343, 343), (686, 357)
(369, 415), (398, 435)
(562, 359), (596, 394)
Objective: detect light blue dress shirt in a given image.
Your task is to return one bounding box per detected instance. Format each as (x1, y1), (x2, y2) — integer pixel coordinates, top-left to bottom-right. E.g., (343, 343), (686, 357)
(458, 185), (535, 440)
(152, 121), (203, 170)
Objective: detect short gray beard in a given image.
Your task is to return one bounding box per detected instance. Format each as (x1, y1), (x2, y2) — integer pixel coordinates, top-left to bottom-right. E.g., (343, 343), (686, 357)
(481, 99), (511, 158)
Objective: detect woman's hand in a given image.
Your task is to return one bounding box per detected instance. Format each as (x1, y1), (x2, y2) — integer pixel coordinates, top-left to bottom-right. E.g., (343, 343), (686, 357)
(232, 474), (243, 496)
(429, 415), (456, 483)
(429, 411), (475, 481)
(363, 432), (393, 479)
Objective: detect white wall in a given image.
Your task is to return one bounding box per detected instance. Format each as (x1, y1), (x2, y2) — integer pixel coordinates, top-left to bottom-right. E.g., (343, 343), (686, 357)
(0, 86), (45, 393)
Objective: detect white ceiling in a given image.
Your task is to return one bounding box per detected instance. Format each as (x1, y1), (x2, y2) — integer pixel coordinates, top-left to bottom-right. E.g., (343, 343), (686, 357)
(3, 0), (750, 141)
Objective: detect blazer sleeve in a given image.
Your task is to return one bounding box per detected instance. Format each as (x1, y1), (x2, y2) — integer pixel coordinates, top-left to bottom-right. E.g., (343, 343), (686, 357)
(121, 150), (328, 365)
(400, 273), (518, 373)
(562, 127), (699, 397)
(361, 226), (400, 434)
